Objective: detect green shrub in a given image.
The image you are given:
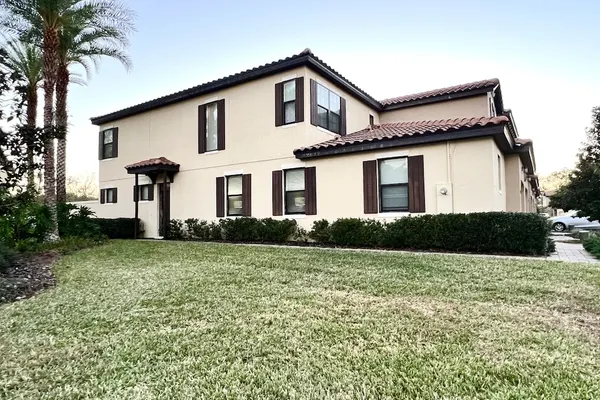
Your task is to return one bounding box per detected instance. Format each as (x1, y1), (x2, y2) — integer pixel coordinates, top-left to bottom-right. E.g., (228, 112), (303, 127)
(258, 218), (297, 242)
(583, 236), (600, 259)
(329, 218), (385, 247)
(14, 236), (106, 254)
(0, 192), (51, 246)
(309, 219), (331, 243)
(58, 203), (103, 239)
(166, 219), (185, 240)
(94, 218), (138, 239)
(0, 242), (16, 271)
(381, 212), (549, 255)
(208, 221), (222, 240)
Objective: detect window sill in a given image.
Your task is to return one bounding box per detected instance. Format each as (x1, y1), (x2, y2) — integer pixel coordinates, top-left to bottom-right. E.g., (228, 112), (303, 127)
(103, 203), (117, 206)
(202, 150), (221, 156)
(316, 126), (340, 137)
(100, 157), (117, 162)
(377, 212), (410, 218)
(283, 214), (306, 219)
(280, 122), (300, 129)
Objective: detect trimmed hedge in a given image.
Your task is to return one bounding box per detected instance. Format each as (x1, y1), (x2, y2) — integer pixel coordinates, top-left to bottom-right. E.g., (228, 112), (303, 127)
(583, 236), (600, 259)
(94, 218), (138, 239)
(168, 212), (551, 256)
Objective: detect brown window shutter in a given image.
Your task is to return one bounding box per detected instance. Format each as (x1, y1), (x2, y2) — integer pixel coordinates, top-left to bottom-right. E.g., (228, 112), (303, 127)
(217, 99), (225, 151)
(309, 79), (318, 126)
(242, 174), (252, 217)
(113, 188), (118, 203)
(340, 98), (346, 136)
(98, 131), (103, 160)
(148, 184), (154, 201)
(216, 176), (225, 217)
(363, 160), (378, 214)
(272, 170), (283, 216)
(295, 77), (304, 123)
(408, 155), (426, 213)
(275, 82), (283, 127)
(304, 166), (317, 215)
(100, 189), (105, 204)
(198, 104), (206, 154)
(113, 128), (119, 157)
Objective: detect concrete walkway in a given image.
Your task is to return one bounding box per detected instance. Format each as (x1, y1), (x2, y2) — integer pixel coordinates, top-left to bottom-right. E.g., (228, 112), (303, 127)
(547, 239), (598, 263)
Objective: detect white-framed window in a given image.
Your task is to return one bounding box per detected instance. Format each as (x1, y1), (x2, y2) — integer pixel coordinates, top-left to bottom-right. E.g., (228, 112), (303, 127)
(206, 101), (218, 152)
(283, 79), (296, 124)
(379, 157), (409, 212)
(316, 83), (341, 133)
(227, 175), (243, 216)
(101, 129), (116, 159)
(284, 168), (305, 214)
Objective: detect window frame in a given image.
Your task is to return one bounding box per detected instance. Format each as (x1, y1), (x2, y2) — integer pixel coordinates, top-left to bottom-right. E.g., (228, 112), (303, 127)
(137, 184), (153, 201)
(316, 83), (341, 134)
(284, 167), (306, 215)
(103, 188), (117, 204)
(205, 101), (219, 152)
(102, 128), (115, 159)
(378, 157), (409, 213)
(369, 114), (375, 126)
(226, 174), (244, 217)
(282, 79), (296, 125)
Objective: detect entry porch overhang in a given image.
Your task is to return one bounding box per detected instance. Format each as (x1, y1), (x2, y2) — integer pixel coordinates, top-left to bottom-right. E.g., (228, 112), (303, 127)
(125, 157), (180, 182)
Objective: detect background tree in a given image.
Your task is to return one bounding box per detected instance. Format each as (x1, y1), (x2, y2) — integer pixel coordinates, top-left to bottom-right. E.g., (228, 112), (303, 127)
(539, 168), (572, 193)
(0, 39), (42, 193)
(66, 172), (97, 201)
(550, 107), (600, 221)
(55, 17), (133, 202)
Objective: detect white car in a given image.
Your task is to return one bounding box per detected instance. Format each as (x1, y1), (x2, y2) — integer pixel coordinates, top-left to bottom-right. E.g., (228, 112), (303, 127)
(549, 212), (600, 232)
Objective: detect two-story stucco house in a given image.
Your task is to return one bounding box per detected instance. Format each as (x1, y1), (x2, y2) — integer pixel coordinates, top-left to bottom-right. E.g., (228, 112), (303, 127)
(90, 49), (539, 238)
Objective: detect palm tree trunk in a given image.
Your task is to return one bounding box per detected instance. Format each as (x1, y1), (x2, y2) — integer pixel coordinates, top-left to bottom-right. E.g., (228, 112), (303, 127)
(42, 27), (59, 241)
(26, 87), (37, 193)
(56, 63), (68, 203)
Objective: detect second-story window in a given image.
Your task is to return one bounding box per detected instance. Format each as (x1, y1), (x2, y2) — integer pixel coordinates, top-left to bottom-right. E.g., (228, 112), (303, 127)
(316, 83), (341, 134)
(275, 77), (304, 126)
(283, 80), (296, 124)
(206, 102), (218, 152)
(99, 128), (118, 159)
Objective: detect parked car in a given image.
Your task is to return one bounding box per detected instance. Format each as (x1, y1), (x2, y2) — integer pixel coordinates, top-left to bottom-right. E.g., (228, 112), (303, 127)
(549, 212), (600, 232)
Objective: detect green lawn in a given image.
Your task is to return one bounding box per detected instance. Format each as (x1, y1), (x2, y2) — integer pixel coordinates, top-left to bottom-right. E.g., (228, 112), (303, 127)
(1, 241), (600, 399)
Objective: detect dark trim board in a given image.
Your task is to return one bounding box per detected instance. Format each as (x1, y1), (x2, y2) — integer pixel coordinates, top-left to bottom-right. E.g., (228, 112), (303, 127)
(294, 126), (507, 160)
(381, 88), (492, 111)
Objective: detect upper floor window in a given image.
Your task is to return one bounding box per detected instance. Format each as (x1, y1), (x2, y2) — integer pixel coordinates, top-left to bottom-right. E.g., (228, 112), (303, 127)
(379, 157), (409, 212)
(317, 83), (341, 134)
(198, 100), (225, 154)
(99, 128), (118, 159)
(284, 168), (305, 214)
(100, 188), (118, 204)
(227, 175), (243, 216)
(275, 77), (304, 126)
(369, 114), (374, 126)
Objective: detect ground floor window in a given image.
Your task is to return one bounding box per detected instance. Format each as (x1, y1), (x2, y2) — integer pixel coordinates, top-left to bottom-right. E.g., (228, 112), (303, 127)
(379, 157), (408, 212)
(101, 188), (118, 204)
(227, 175), (243, 216)
(284, 168), (305, 214)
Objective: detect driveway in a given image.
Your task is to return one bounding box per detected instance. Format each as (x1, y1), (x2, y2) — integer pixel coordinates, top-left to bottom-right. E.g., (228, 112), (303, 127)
(548, 234), (598, 263)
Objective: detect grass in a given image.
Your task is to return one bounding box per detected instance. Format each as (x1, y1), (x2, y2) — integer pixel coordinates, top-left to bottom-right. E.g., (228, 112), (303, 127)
(1, 240), (600, 399)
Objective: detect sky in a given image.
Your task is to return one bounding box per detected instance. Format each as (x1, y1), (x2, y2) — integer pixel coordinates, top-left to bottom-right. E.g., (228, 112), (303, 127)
(66, 0), (600, 177)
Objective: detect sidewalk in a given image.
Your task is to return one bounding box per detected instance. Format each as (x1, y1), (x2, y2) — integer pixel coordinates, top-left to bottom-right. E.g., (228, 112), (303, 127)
(547, 238), (598, 263)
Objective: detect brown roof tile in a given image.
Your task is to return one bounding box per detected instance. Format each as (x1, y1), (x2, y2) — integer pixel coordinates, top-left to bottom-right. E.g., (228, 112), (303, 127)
(380, 78), (499, 106)
(125, 157), (180, 170)
(295, 116), (508, 153)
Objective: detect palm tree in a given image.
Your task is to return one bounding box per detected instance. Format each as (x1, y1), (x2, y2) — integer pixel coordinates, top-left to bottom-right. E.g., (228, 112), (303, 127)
(0, 39), (42, 193)
(0, 0), (135, 240)
(55, 22), (132, 203)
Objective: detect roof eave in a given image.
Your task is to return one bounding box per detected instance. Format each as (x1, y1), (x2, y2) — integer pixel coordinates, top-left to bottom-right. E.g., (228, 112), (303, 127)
(381, 87), (494, 111)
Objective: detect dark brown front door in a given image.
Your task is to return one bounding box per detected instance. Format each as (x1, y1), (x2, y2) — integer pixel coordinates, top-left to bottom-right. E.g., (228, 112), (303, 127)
(158, 183), (171, 237)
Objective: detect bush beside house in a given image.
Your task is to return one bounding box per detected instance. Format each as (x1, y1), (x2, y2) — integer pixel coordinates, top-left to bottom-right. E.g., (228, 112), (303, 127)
(168, 212), (551, 256)
(583, 236), (600, 259)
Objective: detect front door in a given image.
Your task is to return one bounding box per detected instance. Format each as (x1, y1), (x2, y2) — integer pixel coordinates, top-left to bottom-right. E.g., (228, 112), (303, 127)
(158, 183), (171, 237)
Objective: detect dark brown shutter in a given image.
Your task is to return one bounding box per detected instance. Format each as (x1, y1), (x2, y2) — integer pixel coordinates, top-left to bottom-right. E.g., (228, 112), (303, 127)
(408, 155), (426, 213)
(133, 185), (138, 202)
(217, 99), (225, 151)
(295, 77), (304, 123)
(340, 98), (346, 136)
(309, 79), (318, 126)
(112, 128), (119, 157)
(363, 160), (378, 214)
(242, 174), (252, 217)
(216, 176), (225, 217)
(198, 104), (206, 154)
(275, 82), (283, 127)
(113, 188), (118, 203)
(272, 170), (283, 216)
(98, 131), (103, 160)
(148, 184), (154, 201)
(100, 189), (105, 204)
(304, 167), (317, 215)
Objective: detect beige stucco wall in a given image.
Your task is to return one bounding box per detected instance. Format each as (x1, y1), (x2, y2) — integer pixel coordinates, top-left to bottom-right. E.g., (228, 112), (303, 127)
(379, 95), (490, 124)
(505, 153), (536, 213)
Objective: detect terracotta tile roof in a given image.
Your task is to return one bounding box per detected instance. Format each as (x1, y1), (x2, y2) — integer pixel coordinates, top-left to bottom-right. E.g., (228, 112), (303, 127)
(125, 157), (180, 170)
(380, 78), (499, 106)
(295, 116), (508, 153)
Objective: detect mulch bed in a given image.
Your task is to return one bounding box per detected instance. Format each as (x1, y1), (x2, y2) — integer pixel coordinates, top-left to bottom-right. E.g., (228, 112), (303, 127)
(0, 252), (59, 304)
